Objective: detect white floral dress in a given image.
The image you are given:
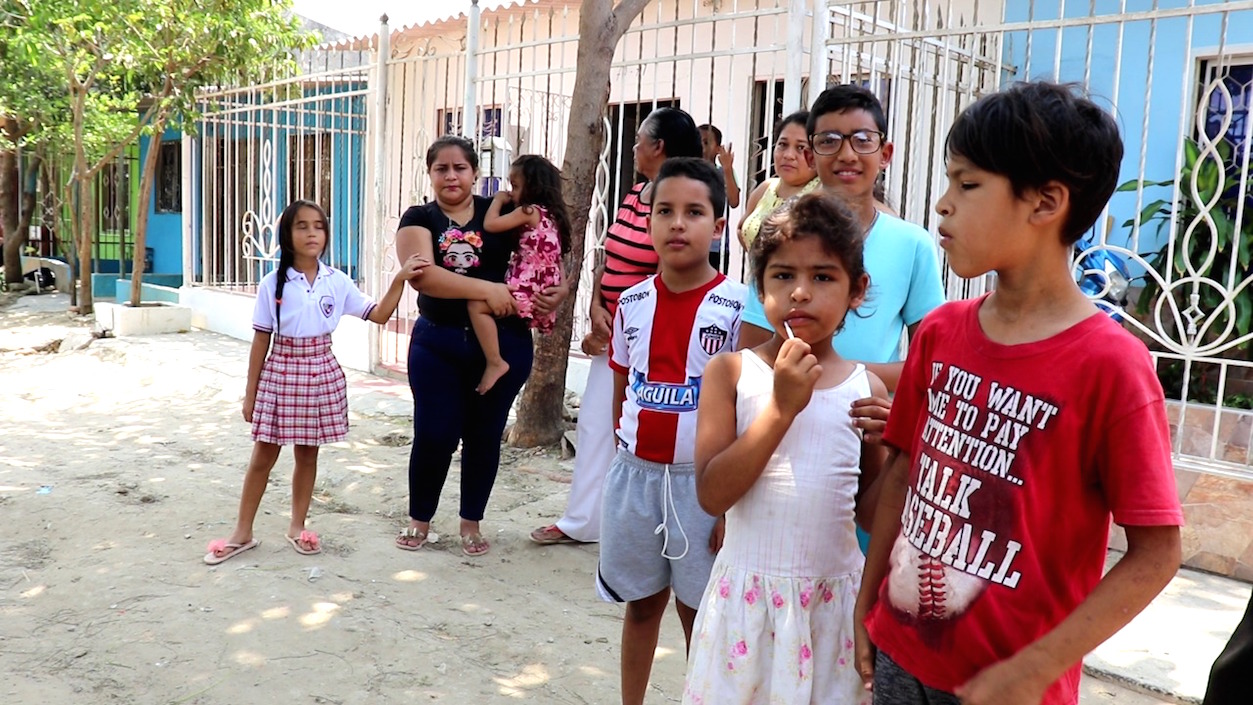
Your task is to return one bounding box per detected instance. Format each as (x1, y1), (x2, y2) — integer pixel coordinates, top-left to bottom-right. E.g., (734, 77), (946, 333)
(683, 351), (871, 705)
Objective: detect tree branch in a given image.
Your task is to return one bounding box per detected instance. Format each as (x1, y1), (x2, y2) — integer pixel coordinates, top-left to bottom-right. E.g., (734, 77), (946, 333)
(611, 0), (653, 36)
(82, 100), (163, 178)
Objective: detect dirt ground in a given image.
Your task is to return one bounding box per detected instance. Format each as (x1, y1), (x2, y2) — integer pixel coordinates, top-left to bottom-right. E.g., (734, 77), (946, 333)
(0, 293), (1172, 705)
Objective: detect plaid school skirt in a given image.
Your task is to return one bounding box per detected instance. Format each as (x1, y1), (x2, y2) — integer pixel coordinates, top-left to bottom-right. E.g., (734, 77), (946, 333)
(251, 335), (349, 446)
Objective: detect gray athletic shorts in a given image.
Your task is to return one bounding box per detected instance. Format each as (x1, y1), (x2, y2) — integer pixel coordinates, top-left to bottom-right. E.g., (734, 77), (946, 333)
(595, 450), (718, 608)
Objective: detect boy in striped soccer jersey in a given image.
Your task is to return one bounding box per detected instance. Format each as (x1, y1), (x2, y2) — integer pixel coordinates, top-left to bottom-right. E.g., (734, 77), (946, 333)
(596, 157), (748, 705)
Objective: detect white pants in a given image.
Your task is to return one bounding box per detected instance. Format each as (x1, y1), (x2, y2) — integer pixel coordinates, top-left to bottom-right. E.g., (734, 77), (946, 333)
(555, 353), (615, 542)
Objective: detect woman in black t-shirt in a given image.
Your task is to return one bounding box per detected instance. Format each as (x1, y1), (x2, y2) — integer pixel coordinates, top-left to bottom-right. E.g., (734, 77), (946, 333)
(393, 135), (567, 557)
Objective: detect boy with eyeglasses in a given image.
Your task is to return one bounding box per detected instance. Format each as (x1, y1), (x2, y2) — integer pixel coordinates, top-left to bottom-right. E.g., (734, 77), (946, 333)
(739, 85), (945, 439)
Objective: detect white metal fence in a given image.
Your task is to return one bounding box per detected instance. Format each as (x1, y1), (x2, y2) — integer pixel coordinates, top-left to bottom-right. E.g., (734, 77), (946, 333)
(189, 50), (374, 292)
(188, 0), (1252, 477)
(824, 0), (1253, 477)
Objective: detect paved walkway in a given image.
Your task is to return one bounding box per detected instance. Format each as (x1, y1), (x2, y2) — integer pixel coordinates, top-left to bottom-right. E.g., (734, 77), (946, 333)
(9, 292), (1249, 704)
(313, 335), (1253, 705)
(1087, 558), (1248, 704)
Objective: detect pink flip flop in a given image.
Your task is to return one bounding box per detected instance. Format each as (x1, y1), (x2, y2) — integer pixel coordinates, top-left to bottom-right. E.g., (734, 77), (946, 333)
(203, 538), (260, 565)
(285, 530), (321, 555)
(529, 524), (582, 545)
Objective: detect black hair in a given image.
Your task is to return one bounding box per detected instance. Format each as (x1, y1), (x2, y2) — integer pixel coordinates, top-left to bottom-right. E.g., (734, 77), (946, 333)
(274, 199), (329, 338)
(807, 84), (888, 135)
(641, 107), (703, 159)
(750, 193), (869, 328)
(945, 81), (1123, 244)
(425, 134), (479, 171)
(698, 123), (723, 144)
(511, 154), (573, 255)
(776, 110), (809, 135)
(873, 173), (890, 207)
(654, 157), (727, 217)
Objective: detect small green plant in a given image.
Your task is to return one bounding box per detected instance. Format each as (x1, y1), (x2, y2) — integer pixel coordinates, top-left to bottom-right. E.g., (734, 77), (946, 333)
(1157, 359), (1253, 411)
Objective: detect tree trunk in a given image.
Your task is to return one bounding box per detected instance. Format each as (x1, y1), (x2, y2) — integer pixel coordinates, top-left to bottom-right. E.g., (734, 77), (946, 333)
(76, 175), (95, 313)
(131, 121), (165, 306)
(71, 82), (95, 315)
(62, 177), (79, 308)
(0, 136), (22, 287)
(508, 0), (650, 447)
(15, 154), (38, 269)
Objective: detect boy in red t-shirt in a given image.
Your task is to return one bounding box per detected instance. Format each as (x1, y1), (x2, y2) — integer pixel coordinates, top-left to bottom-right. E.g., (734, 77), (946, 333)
(854, 81), (1184, 705)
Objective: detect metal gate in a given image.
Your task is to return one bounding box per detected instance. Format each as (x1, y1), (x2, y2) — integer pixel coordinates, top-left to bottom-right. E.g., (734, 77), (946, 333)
(188, 0), (1251, 477)
(375, 0), (816, 368)
(824, 0), (1253, 477)
(93, 152), (137, 275)
(189, 49), (374, 293)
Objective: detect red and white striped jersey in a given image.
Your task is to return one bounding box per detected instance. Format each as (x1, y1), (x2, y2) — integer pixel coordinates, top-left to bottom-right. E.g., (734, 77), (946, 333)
(608, 273), (748, 464)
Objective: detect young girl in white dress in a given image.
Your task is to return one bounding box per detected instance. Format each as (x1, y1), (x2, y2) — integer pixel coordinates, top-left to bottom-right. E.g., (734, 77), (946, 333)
(684, 193), (888, 704)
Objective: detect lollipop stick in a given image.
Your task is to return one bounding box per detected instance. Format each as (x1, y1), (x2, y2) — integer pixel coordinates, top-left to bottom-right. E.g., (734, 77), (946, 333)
(783, 321), (795, 340)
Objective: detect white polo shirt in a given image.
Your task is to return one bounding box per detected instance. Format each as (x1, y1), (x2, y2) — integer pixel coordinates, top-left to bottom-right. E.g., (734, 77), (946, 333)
(252, 262), (376, 338)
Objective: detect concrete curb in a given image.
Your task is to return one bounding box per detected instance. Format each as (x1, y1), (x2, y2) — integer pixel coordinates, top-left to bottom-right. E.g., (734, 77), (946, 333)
(1082, 663), (1199, 705)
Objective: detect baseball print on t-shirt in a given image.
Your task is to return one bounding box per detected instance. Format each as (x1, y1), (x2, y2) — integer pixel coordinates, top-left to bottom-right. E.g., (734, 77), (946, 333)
(885, 360), (1057, 623)
(867, 297), (1183, 701)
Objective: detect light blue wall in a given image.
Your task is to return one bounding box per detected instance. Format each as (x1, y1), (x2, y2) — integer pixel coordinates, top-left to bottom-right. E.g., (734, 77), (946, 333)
(115, 277), (184, 303)
(138, 126), (185, 274)
(191, 84), (368, 282)
(271, 90), (368, 279)
(1003, 0), (1253, 258)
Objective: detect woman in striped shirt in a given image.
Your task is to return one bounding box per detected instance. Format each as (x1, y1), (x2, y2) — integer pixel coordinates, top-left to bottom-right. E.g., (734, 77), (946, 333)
(530, 107), (703, 546)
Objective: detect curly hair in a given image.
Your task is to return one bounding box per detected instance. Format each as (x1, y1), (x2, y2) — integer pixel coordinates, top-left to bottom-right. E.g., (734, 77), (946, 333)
(749, 192), (869, 309)
(511, 155), (573, 255)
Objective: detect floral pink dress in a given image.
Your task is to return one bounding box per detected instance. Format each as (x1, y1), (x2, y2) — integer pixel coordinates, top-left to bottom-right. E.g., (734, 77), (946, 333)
(505, 205), (563, 333)
(683, 351), (872, 705)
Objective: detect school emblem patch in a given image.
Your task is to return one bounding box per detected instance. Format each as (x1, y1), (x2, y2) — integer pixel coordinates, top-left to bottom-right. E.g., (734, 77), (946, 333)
(319, 295), (334, 318)
(699, 325), (728, 356)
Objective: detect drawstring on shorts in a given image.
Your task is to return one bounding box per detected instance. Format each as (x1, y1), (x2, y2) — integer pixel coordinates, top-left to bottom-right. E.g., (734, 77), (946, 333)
(655, 464), (690, 560)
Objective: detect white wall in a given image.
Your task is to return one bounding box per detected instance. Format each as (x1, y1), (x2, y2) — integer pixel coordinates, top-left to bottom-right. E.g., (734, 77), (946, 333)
(179, 286), (374, 373)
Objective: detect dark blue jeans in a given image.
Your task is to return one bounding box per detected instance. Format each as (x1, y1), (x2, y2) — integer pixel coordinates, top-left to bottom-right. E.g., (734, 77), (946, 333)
(406, 316), (533, 523)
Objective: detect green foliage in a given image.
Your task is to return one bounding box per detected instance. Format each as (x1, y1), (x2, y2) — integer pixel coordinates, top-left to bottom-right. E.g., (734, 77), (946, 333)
(4, 0), (314, 160)
(125, 0), (316, 135)
(6, 0), (145, 165)
(1156, 360), (1253, 411)
(1118, 137), (1253, 351)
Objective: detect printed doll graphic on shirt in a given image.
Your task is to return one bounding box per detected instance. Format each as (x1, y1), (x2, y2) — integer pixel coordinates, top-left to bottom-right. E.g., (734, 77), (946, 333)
(886, 360), (1062, 637)
(439, 228), (483, 274)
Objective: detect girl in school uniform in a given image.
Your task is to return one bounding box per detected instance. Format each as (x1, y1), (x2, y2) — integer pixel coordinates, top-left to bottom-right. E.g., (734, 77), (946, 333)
(204, 199), (427, 565)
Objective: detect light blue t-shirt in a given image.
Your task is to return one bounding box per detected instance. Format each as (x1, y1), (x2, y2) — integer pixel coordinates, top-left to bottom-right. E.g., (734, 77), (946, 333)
(742, 212), (945, 363)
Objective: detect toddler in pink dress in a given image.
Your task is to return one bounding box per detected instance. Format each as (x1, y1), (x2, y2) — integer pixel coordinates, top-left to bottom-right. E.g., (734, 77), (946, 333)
(504, 206), (564, 333)
(471, 155), (572, 393)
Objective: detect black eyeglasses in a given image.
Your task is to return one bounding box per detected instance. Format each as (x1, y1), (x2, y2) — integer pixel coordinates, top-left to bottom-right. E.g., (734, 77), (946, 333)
(808, 130), (886, 156)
